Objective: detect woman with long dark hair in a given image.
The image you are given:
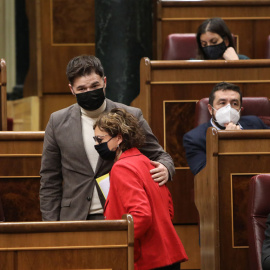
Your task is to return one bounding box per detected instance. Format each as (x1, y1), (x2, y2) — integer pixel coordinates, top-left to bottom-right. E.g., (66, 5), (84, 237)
(196, 17), (249, 60)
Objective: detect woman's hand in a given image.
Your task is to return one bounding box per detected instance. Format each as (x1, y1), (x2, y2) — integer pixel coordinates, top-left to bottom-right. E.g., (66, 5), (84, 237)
(223, 47), (239, 60)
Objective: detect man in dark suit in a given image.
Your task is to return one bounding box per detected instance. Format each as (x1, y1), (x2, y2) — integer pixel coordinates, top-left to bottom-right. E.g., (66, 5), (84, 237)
(183, 82), (270, 175)
(40, 55), (175, 221)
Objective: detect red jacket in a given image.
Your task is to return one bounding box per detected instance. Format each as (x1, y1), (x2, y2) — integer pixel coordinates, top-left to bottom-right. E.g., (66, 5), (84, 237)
(104, 148), (188, 270)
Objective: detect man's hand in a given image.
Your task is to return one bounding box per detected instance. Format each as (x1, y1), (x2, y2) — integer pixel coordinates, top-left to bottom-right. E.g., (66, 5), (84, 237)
(225, 122), (241, 130)
(149, 161), (169, 186)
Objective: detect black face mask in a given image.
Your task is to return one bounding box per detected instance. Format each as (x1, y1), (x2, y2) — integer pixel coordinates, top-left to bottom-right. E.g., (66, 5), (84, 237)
(76, 87), (105, 111)
(202, 41), (227, 60)
(94, 140), (117, 161)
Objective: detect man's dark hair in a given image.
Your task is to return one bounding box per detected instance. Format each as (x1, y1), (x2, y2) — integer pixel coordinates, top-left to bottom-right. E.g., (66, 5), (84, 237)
(209, 82), (242, 106)
(66, 55), (104, 85)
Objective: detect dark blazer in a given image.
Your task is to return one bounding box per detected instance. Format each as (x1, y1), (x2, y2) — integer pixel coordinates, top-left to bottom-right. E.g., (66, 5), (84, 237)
(183, 115), (270, 175)
(40, 99), (175, 221)
(262, 213), (270, 270)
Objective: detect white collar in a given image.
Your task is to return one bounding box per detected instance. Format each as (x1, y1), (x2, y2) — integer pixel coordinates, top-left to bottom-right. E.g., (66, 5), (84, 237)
(80, 100), (106, 118)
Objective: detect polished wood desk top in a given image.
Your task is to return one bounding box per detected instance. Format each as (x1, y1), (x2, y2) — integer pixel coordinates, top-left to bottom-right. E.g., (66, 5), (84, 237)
(0, 218), (132, 233)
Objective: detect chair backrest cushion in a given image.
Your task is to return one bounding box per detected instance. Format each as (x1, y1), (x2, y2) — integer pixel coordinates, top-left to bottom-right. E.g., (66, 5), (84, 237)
(162, 33), (197, 60)
(248, 174), (270, 270)
(163, 33), (238, 60)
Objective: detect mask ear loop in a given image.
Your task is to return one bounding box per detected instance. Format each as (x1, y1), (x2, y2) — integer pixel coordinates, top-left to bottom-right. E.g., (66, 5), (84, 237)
(211, 106), (217, 123)
(115, 144), (122, 160)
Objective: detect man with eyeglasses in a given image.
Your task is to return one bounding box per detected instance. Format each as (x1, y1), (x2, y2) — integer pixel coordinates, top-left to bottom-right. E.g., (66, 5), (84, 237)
(183, 82), (270, 176)
(40, 55), (175, 221)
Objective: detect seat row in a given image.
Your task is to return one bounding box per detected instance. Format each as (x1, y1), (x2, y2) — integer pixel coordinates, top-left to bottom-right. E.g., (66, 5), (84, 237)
(163, 33), (270, 60)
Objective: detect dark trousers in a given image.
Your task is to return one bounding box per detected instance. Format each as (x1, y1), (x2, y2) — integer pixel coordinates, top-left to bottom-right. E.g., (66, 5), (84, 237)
(153, 262), (181, 270)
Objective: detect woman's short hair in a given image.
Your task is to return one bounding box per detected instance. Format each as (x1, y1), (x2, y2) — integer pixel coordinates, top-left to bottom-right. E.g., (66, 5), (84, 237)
(196, 17), (235, 60)
(94, 108), (146, 152)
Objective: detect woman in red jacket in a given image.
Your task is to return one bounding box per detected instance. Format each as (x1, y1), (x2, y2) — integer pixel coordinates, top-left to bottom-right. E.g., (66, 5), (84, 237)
(93, 108), (188, 270)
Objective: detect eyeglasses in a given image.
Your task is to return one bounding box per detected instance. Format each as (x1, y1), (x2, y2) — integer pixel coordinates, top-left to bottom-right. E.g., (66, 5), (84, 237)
(93, 135), (115, 145)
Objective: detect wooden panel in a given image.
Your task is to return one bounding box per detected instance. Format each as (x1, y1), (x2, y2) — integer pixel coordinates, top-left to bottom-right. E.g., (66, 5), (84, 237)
(0, 157), (40, 176)
(232, 174), (251, 247)
(132, 58), (270, 224)
(0, 132), (44, 221)
(24, 0), (96, 129)
(41, 0), (95, 94)
(0, 230), (127, 248)
(0, 177), (41, 222)
(0, 59), (7, 131)
(0, 215), (134, 270)
(52, 0), (95, 44)
(157, 0), (270, 59)
(175, 225), (200, 270)
(7, 97), (40, 131)
(164, 100), (199, 225)
(164, 101), (196, 167)
(15, 249), (127, 270)
(41, 94), (76, 129)
(166, 170), (198, 224)
(0, 252), (14, 270)
(195, 129), (270, 270)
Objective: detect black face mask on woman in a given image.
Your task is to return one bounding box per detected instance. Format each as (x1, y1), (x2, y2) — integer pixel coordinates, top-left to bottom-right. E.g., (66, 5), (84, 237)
(202, 41), (227, 60)
(75, 87), (105, 111)
(94, 138), (117, 161)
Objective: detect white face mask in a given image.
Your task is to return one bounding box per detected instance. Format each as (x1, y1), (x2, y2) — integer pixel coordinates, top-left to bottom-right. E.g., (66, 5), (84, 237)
(212, 104), (240, 127)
